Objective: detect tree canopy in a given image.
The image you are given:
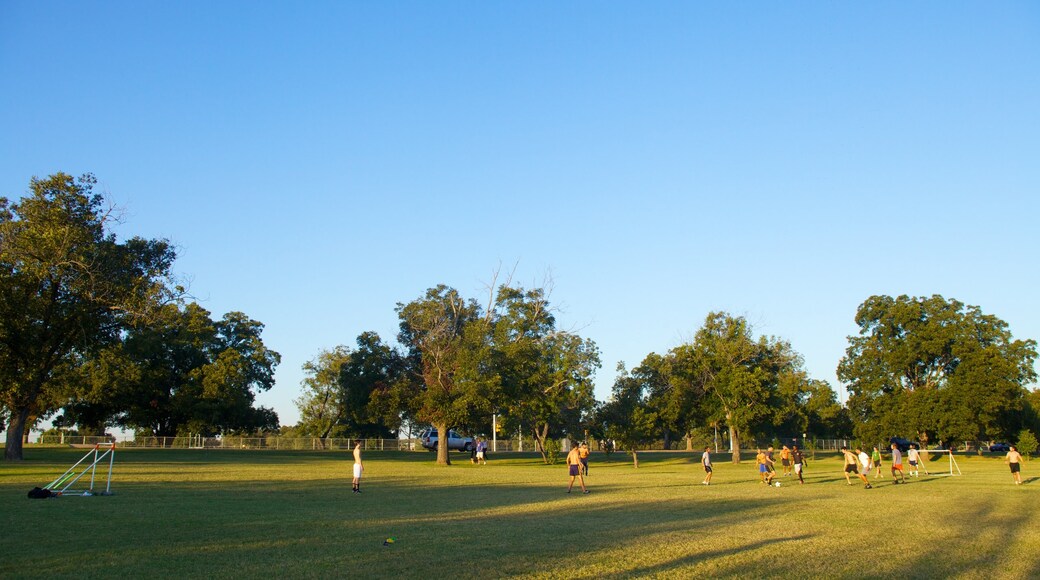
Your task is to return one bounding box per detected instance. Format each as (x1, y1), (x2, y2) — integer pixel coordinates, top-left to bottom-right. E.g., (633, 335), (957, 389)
(67, 303), (281, 437)
(838, 294), (1038, 445)
(0, 173), (177, 459)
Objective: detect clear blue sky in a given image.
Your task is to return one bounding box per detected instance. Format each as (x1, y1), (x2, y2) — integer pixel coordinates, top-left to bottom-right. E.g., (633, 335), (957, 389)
(2, 2), (1038, 427)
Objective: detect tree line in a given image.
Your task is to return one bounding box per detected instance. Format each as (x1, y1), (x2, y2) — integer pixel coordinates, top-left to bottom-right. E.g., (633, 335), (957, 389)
(295, 285), (1039, 466)
(5, 173), (1038, 464)
(1, 174), (280, 460)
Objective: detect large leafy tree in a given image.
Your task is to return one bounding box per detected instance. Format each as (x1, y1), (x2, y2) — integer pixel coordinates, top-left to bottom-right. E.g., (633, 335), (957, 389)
(393, 285), (497, 465)
(838, 294), (1037, 445)
(596, 362), (661, 468)
(297, 332), (403, 443)
(0, 173), (176, 459)
(295, 346), (353, 442)
(672, 312), (810, 463)
(69, 303), (280, 437)
(492, 286), (599, 463)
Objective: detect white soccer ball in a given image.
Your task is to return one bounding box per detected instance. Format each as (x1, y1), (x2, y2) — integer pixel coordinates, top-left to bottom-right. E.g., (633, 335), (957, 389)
(774, 481), (781, 487)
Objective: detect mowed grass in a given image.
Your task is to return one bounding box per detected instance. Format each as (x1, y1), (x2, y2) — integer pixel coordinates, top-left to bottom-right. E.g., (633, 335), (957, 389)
(2, 447), (1038, 579)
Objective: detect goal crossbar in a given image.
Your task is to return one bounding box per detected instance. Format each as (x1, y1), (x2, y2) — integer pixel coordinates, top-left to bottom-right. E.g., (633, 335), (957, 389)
(45, 442), (116, 495)
(917, 449), (962, 476)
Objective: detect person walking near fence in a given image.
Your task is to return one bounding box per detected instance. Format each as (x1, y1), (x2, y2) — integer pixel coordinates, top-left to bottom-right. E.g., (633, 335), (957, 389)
(352, 442), (364, 494)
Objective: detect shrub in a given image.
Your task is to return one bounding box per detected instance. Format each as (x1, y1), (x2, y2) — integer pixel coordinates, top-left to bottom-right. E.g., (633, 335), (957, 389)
(544, 438), (561, 465)
(1017, 430), (1038, 459)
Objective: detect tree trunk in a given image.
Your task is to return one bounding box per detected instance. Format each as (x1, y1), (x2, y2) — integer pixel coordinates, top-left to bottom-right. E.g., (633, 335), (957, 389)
(533, 424), (549, 464)
(631, 448), (639, 468)
(5, 408), (29, 461)
(435, 421), (451, 466)
(728, 412), (741, 463)
(686, 432), (694, 452)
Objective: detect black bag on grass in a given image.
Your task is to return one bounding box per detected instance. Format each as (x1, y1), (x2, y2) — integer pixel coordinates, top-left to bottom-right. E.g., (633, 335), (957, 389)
(27, 487), (55, 499)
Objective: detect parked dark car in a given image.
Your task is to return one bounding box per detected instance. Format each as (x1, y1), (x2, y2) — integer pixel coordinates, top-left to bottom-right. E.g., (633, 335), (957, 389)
(989, 442), (1011, 453)
(889, 437), (921, 453)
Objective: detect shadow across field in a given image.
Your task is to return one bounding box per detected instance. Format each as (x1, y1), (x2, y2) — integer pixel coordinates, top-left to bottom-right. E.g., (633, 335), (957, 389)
(4, 449), (1040, 579)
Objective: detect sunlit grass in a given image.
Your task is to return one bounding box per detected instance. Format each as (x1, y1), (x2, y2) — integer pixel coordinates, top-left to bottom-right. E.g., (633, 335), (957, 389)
(2, 447), (1038, 579)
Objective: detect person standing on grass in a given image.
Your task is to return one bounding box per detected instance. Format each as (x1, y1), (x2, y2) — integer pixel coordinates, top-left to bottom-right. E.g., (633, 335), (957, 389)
(855, 447), (874, 489)
(578, 442), (590, 476)
(1006, 445), (1024, 485)
(701, 447), (713, 485)
(476, 438), (487, 465)
(841, 447), (859, 486)
(792, 445), (806, 485)
(871, 446), (883, 479)
(780, 445), (792, 477)
(766, 446), (777, 480)
(908, 444), (928, 476)
(566, 444), (589, 494)
(756, 449), (774, 485)
(890, 443), (906, 484)
(352, 442), (364, 494)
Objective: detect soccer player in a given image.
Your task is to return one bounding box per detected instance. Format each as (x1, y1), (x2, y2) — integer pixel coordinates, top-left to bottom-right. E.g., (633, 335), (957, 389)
(855, 447), (874, 489)
(890, 443), (906, 484)
(780, 445), (793, 477)
(1006, 445), (1023, 485)
(840, 451), (856, 486)
(792, 445), (806, 485)
(756, 449), (774, 484)
(871, 446), (883, 479)
(766, 446), (777, 479)
(352, 442), (364, 494)
(908, 444), (928, 476)
(578, 442), (590, 476)
(701, 446), (713, 485)
(566, 444), (589, 494)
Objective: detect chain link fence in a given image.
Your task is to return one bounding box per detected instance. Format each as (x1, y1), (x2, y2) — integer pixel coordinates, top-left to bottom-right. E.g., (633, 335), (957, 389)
(33, 434), (852, 453)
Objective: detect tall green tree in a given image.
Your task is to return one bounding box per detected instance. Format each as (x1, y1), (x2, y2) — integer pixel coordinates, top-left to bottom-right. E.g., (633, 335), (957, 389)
(393, 285), (497, 465)
(70, 303), (280, 436)
(295, 346), (353, 442)
(492, 286), (599, 463)
(596, 362), (659, 467)
(838, 294), (1038, 446)
(673, 312), (809, 463)
(0, 173), (176, 459)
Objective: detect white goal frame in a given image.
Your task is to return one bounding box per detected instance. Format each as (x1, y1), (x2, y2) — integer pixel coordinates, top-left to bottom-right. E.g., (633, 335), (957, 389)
(45, 442), (116, 495)
(918, 449), (962, 476)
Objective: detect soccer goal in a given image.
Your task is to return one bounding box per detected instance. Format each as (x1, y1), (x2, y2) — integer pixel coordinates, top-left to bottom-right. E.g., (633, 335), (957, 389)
(919, 449), (962, 477)
(45, 442), (116, 496)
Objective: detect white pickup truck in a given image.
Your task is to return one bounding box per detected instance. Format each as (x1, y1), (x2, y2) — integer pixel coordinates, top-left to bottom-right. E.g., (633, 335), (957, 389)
(419, 428), (475, 452)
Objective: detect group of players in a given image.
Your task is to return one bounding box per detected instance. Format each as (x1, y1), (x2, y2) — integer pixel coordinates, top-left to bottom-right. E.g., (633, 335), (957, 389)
(694, 442), (1026, 489)
(838, 443), (928, 489)
(699, 442), (929, 489)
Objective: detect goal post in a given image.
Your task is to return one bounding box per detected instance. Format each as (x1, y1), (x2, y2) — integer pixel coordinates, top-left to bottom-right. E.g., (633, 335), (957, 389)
(44, 442), (116, 496)
(918, 449), (962, 476)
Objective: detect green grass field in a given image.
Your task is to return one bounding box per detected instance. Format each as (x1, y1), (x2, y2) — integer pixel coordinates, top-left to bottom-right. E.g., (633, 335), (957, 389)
(2, 447), (1037, 579)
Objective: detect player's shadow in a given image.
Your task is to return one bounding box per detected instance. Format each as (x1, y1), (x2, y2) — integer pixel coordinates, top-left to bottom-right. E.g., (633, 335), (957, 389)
(1022, 476), (1039, 485)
